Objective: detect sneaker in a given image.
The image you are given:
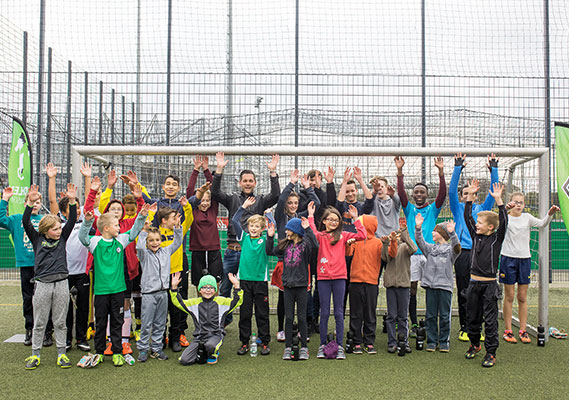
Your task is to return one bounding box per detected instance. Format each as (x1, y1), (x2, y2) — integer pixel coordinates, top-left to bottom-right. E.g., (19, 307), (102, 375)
(282, 347), (292, 360)
(90, 354), (103, 367)
(426, 344), (436, 352)
(409, 324), (418, 338)
(179, 334), (190, 347)
(277, 331), (286, 342)
(482, 353), (496, 368)
(122, 342), (133, 355)
(458, 330), (469, 342)
(66, 341), (73, 351)
(104, 342), (113, 356)
(171, 340), (182, 353)
(112, 353), (125, 367)
(260, 344), (270, 355)
(405, 344), (412, 354)
(336, 346), (346, 360)
(237, 344), (248, 355)
(150, 350), (169, 360)
(43, 332), (53, 347)
(299, 347), (309, 360)
(57, 354), (72, 369)
(387, 345), (397, 354)
(352, 344), (363, 354)
(364, 345), (377, 354)
(465, 344), (482, 359)
(86, 324), (95, 340)
(77, 340), (91, 352)
(134, 329), (141, 342)
(503, 330), (517, 344)
(317, 345), (326, 359)
(207, 351), (219, 364)
(138, 351), (148, 363)
(24, 329), (32, 346)
(124, 353), (136, 366)
(519, 330), (531, 344)
(24, 355), (40, 370)
(439, 345), (450, 353)
(77, 353), (92, 368)
(480, 332), (485, 342)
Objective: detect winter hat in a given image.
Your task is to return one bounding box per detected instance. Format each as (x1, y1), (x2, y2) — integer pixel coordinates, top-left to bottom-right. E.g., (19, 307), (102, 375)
(433, 223), (450, 241)
(285, 218), (305, 237)
(198, 275), (218, 291)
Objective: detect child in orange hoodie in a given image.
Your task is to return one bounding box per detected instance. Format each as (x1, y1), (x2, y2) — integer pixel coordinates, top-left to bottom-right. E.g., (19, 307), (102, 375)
(348, 215), (397, 354)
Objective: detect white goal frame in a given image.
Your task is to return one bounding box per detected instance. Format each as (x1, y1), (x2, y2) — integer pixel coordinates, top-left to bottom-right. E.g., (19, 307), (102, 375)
(72, 145), (551, 338)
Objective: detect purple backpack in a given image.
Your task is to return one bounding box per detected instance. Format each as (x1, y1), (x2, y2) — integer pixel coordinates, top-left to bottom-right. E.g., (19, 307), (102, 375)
(323, 340), (339, 359)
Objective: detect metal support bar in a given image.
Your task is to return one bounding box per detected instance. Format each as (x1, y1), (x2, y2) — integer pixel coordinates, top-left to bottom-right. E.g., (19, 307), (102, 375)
(66, 60), (72, 182)
(538, 151), (550, 341)
(22, 31), (28, 126)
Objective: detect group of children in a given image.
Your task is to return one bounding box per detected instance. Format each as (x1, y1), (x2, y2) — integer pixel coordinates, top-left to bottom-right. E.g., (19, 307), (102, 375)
(1, 151), (557, 370)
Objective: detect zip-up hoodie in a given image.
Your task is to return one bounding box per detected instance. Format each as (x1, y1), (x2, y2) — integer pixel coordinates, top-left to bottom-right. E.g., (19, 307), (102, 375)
(382, 226), (418, 288)
(350, 215), (397, 285)
(136, 228), (183, 294)
(415, 224), (461, 292)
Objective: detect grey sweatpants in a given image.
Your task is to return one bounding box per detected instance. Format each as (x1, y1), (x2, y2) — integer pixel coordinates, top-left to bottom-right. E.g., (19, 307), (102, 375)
(32, 280), (69, 355)
(386, 287), (410, 347)
(137, 291), (168, 352)
(179, 334), (223, 365)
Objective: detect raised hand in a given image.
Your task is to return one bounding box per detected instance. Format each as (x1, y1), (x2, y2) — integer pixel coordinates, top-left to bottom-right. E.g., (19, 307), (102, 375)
(464, 179), (480, 197)
(267, 154), (280, 172)
(342, 167), (352, 182)
(193, 155), (203, 171)
(128, 170), (139, 185)
(46, 162), (58, 179)
(202, 156), (209, 170)
(386, 185), (395, 197)
(323, 166), (335, 184)
(66, 183), (78, 200)
(290, 169), (299, 185)
(446, 220), (456, 233)
(107, 170), (117, 189)
(394, 156), (405, 170)
(139, 203), (152, 217)
(228, 272), (239, 289)
(301, 174), (310, 189)
(388, 231), (398, 241)
(174, 213), (182, 228)
(178, 196), (188, 208)
(143, 218), (152, 232)
(415, 213), (424, 227)
(196, 182), (211, 200)
(131, 183), (143, 198)
(353, 166), (363, 182)
(307, 201), (315, 217)
(549, 205), (560, 216)
(454, 153), (467, 168)
(301, 216), (309, 229)
(505, 201), (515, 210)
(80, 162), (92, 177)
(267, 222), (275, 237)
(489, 182), (504, 200)
(171, 271), (182, 290)
(149, 202), (158, 213)
(487, 153), (499, 171)
(434, 156), (444, 173)
(27, 185), (41, 204)
(242, 196), (256, 209)
(348, 204), (359, 220)
(2, 187), (13, 201)
(84, 210), (94, 221)
(216, 152), (229, 169)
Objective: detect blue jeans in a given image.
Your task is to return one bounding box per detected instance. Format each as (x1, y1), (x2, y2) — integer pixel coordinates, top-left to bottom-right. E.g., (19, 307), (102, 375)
(220, 249), (241, 325)
(425, 288), (452, 349)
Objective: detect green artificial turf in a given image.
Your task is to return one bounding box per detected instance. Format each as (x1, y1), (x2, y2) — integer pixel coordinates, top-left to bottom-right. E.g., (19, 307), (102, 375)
(1, 282), (568, 399)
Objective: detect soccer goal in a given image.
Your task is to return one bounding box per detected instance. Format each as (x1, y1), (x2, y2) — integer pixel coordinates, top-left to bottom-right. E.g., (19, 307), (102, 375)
(71, 145), (551, 338)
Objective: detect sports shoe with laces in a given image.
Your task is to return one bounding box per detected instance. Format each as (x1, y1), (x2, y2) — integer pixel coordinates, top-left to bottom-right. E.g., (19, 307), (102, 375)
(336, 346), (346, 360)
(260, 344), (270, 355)
(299, 347), (309, 360)
(482, 353), (496, 368)
(458, 330), (469, 342)
(77, 340), (91, 352)
(179, 334), (190, 347)
(207, 351), (219, 364)
(352, 344), (363, 354)
(57, 354), (72, 369)
(519, 330), (531, 344)
(409, 324), (418, 338)
(465, 344), (482, 359)
(277, 331), (286, 342)
(282, 347), (292, 360)
(364, 345), (377, 354)
(237, 344), (248, 355)
(77, 353), (92, 368)
(503, 330), (517, 343)
(171, 340), (182, 352)
(104, 342), (113, 355)
(122, 342), (133, 355)
(113, 353), (125, 367)
(138, 351), (148, 362)
(150, 350), (169, 360)
(24, 355), (40, 370)
(317, 345), (326, 359)
(387, 345), (397, 353)
(90, 354), (103, 367)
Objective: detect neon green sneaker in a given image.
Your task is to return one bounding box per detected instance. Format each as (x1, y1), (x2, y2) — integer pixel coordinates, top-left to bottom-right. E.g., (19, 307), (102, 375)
(25, 355), (40, 370)
(57, 354), (72, 369)
(458, 330), (469, 342)
(90, 354), (103, 367)
(113, 353), (125, 367)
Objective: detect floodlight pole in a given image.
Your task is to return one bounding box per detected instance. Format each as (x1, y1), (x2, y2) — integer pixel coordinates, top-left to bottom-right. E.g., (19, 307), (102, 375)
(538, 149), (550, 338)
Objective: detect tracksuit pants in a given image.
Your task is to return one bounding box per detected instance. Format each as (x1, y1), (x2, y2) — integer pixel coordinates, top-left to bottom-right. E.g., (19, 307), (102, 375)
(466, 280), (500, 355)
(239, 280), (270, 345)
(348, 282), (379, 346)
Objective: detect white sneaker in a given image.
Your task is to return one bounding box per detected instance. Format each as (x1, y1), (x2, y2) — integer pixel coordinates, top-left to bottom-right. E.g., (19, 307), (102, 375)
(317, 345), (326, 359)
(277, 331), (285, 342)
(336, 346), (346, 360)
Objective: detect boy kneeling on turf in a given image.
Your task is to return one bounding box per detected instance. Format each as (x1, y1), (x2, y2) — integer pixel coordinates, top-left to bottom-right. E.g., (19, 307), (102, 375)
(463, 180), (507, 368)
(171, 272), (243, 365)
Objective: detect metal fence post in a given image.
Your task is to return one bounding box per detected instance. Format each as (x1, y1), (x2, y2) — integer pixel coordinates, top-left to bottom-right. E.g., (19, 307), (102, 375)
(45, 47), (52, 190)
(66, 61), (73, 181)
(22, 31), (28, 126)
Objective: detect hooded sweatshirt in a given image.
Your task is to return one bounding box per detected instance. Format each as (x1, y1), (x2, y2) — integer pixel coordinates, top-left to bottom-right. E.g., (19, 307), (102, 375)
(0, 199), (42, 267)
(350, 215), (397, 285)
(381, 226), (418, 288)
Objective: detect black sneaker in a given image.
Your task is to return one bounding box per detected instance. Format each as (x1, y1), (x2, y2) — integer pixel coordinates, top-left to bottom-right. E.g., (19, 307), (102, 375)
(77, 340), (91, 352)
(409, 324), (418, 338)
(405, 344), (412, 354)
(260, 344), (270, 355)
(171, 340), (182, 353)
(24, 355), (40, 370)
(43, 332), (53, 347)
(237, 344), (248, 355)
(24, 329), (32, 346)
(482, 353), (496, 368)
(465, 344), (482, 359)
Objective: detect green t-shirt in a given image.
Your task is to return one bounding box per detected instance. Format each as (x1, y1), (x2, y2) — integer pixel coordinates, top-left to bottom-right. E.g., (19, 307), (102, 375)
(237, 232), (269, 281)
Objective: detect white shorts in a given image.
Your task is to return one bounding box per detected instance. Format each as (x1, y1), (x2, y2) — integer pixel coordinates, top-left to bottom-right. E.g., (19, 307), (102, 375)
(410, 254), (426, 282)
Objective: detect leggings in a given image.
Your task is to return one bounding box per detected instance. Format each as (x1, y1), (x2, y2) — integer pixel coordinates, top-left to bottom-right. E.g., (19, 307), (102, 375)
(318, 279), (346, 346)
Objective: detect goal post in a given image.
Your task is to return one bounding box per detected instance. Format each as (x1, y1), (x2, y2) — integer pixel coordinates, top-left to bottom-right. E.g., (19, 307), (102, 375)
(71, 145), (551, 337)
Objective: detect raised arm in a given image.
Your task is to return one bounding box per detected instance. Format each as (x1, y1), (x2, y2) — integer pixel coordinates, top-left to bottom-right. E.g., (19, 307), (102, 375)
(167, 226), (184, 255)
(259, 154), (281, 210)
(46, 163), (59, 214)
(400, 226), (418, 255)
(211, 152), (232, 208)
(61, 184), (78, 240)
(22, 185), (40, 244)
(463, 179), (480, 239)
(449, 153), (465, 217)
(231, 198), (254, 241)
(434, 156), (447, 209)
(414, 214), (433, 256)
(353, 167), (373, 200)
(0, 188), (15, 231)
(479, 153), (499, 211)
(78, 211), (95, 248)
(446, 220), (461, 262)
(337, 167), (351, 202)
(395, 156), (409, 208)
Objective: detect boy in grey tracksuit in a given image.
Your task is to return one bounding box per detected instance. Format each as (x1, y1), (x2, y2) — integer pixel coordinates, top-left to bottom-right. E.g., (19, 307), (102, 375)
(415, 215), (461, 352)
(136, 226), (183, 361)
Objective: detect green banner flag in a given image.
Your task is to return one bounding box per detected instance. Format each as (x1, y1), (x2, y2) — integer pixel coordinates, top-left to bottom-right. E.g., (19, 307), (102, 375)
(555, 122), (569, 234)
(7, 117), (33, 215)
